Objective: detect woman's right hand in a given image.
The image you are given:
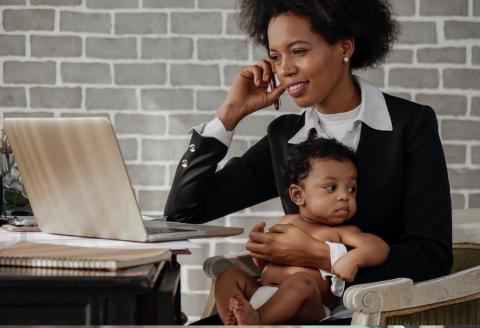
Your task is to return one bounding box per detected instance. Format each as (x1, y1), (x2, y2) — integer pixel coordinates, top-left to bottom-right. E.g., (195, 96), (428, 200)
(217, 59), (286, 131)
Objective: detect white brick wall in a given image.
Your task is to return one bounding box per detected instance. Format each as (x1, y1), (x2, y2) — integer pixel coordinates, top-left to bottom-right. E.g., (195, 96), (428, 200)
(0, 0), (479, 322)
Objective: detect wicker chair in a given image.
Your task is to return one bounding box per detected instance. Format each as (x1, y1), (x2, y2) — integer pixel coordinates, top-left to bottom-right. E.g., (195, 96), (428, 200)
(202, 208), (480, 324)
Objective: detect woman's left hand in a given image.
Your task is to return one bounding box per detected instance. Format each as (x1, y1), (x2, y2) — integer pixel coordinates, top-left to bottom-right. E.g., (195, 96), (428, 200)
(246, 215), (331, 269)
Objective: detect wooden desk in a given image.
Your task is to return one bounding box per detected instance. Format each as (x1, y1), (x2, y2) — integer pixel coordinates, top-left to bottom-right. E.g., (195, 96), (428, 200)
(0, 257), (184, 325)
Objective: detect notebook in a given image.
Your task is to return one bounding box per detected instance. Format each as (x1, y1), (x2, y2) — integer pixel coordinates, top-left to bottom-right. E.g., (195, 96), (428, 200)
(3, 118), (243, 242)
(0, 242), (170, 271)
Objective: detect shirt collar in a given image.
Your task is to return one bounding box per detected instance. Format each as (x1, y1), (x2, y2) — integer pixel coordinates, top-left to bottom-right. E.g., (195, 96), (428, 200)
(288, 75), (392, 144)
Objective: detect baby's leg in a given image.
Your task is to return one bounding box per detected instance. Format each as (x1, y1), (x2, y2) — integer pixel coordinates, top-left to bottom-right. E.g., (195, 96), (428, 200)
(214, 267), (261, 324)
(257, 272), (326, 324)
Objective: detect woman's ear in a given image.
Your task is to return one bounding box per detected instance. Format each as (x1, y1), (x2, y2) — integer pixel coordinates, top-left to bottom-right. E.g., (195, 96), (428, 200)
(289, 184), (305, 206)
(338, 37), (355, 59)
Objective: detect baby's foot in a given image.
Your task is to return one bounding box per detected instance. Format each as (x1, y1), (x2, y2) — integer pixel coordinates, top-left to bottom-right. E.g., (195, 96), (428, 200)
(230, 295), (260, 325)
(225, 310), (237, 325)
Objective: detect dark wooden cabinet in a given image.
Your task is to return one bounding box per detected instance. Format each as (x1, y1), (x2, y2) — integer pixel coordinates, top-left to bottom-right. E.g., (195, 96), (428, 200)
(0, 257), (184, 325)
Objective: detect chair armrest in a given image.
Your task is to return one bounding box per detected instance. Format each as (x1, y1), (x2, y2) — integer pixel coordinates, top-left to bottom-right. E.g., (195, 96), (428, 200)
(344, 264), (480, 324)
(203, 251), (260, 279)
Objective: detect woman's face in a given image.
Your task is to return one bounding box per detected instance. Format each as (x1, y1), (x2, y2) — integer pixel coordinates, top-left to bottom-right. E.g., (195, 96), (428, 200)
(267, 13), (350, 111)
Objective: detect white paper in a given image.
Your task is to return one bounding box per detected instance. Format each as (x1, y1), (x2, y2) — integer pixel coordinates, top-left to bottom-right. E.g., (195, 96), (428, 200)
(0, 230), (197, 250)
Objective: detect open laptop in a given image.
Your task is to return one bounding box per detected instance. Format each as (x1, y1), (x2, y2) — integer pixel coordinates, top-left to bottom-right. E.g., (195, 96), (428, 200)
(4, 118), (243, 242)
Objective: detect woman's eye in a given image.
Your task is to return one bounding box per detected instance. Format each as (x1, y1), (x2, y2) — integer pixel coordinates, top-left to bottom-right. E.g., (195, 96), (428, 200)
(324, 185), (336, 192)
(292, 48), (307, 55)
(269, 54), (280, 62)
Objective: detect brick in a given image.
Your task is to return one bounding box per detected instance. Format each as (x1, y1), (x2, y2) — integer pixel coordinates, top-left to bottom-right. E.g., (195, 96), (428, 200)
(451, 193), (465, 209)
(224, 64), (242, 86)
(0, 35), (25, 56)
(420, 0), (468, 15)
(470, 194), (480, 208)
(4, 61), (55, 84)
(197, 90), (228, 110)
(249, 197), (283, 212)
(177, 245), (209, 266)
(442, 120), (480, 140)
(475, 0), (480, 15)
(214, 242), (247, 256)
(0, 0), (26, 4)
(198, 38), (249, 60)
(86, 0), (138, 9)
(30, 87), (81, 108)
(225, 139), (249, 160)
(114, 63), (166, 85)
(118, 138), (137, 161)
(86, 88), (137, 110)
(389, 68), (438, 89)
(31, 35), (81, 57)
(442, 144), (466, 164)
(126, 164), (166, 186)
(3, 9), (54, 31)
(115, 113), (166, 135)
(169, 114), (214, 135)
(390, 0), (415, 16)
(388, 92), (412, 100)
(142, 37), (193, 59)
(60, 11), (110, 33)
(142, 139), (189, 161)
(417, 47), (466, 64)
(141, 89), (194, 110)
(86, 37), (137, 59)
(448, 168), (480, 189)
(61, 63), (111, 84)
(171, 13), (222, 34)
(4, 111), (53, 118)
(60, 112), (110, 119)
(252, 45), (268, 61)
(171, 64), (220, 86)
(0, 87), (26, 107)
(472, 145), (480, 165)
(31, 0), (81, 5)
(115, 13), (167, 35)
(356, 68), (385, 88)
(226, 13), (242, 35)
(398, 22), (437, 44)
(444, 69), (480, 90)
(186, 268), (211, 291)
(198, 0), (236, 8)
(236, 114), (277, 137)
(415, 94), (467, 116)
(385, 49), (413, 64)
(180, 294), (208, 319)
(143, 0), (194, 8)
(445, 21), (480, 39)
(138, 190), (169, 212)
(472, 97), (480, 116)
(472, 47), (480, 65)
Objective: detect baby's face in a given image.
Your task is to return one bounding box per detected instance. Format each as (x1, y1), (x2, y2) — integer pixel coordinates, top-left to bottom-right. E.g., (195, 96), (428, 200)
(298, 159), (357, 225)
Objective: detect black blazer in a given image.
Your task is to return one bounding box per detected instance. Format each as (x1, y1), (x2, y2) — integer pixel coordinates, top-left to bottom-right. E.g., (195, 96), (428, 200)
(165, 93), (453, 284)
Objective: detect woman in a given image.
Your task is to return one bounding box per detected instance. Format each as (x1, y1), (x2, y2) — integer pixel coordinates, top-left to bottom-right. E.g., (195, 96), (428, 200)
(165, 0), (452, 320)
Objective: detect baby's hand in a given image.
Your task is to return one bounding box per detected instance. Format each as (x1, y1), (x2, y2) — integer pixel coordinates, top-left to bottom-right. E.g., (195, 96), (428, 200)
(331, 256), (358, 283)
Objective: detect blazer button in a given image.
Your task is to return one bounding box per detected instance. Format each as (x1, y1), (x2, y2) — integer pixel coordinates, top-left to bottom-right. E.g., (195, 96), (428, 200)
(181, 159), (189, 168)
(189, 144), (196, 152)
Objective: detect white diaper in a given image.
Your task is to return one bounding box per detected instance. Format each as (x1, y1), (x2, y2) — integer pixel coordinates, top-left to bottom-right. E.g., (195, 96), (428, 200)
(319, 241), (348, 297)
(249, 285), (331, 317)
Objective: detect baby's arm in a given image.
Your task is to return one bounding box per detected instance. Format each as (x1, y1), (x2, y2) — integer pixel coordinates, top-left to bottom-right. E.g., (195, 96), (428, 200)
(332, 226), (390, 282)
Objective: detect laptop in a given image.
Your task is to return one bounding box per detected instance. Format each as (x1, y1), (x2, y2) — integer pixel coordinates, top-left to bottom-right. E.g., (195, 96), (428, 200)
(4, 117), (243, 242)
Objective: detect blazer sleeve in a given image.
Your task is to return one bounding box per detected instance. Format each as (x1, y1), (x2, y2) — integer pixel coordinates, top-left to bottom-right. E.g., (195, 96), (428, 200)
(353, 106), (453, 284)
(164, 131), (278, 223)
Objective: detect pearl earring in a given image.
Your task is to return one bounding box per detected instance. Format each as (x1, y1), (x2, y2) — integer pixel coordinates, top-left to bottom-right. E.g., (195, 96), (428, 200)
(343, 57), (350, 63)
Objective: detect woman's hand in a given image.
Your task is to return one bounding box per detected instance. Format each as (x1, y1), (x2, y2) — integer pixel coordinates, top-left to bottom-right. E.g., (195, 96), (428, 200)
(217, 59), (286, 130)
(246, 215), (331, 270)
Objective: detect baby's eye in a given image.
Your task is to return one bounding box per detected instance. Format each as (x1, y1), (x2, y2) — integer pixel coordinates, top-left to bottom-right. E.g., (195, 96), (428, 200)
(324, 185), (336, 192)
(347, 186), (357, 193)
(292, 48), (307, 56)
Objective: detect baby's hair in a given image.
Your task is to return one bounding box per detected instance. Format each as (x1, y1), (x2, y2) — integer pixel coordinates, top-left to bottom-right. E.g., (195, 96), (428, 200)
(238, 0), (399, 69)
(281, 136), (356, 186)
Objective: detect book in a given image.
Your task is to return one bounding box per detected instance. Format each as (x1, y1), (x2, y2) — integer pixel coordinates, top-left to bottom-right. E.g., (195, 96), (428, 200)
(0, 242), (171, 271)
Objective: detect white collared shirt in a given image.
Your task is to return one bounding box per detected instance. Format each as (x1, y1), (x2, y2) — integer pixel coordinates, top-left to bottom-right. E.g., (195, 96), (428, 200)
(193, 76), (392, 151)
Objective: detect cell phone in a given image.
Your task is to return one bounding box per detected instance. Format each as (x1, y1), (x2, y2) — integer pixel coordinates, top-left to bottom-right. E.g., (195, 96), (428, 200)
(270, 76), (281, 110)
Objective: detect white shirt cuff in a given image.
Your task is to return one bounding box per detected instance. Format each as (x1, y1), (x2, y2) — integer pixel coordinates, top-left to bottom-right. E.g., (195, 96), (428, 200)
(188, 117), (234, 147)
